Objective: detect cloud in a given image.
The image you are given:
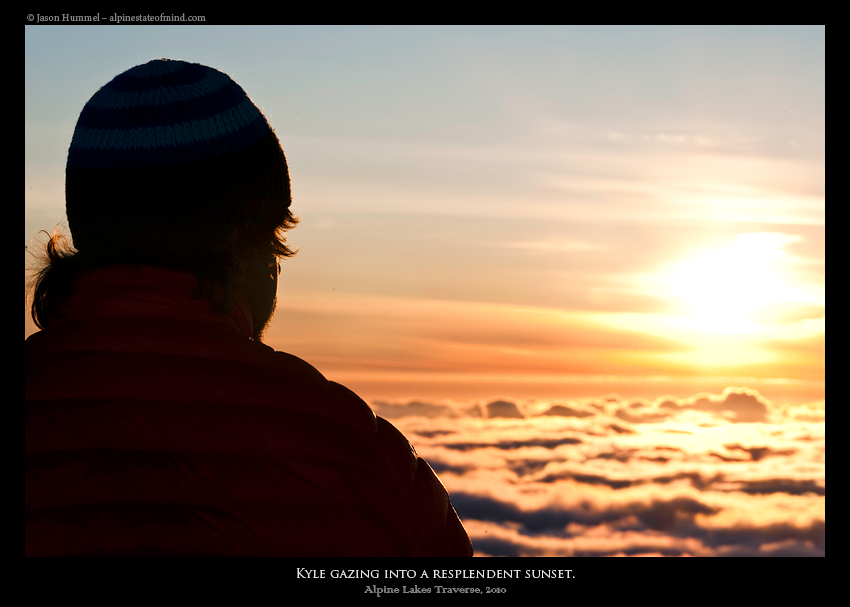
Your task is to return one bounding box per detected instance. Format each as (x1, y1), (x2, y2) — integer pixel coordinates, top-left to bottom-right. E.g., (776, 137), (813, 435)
(449, 489), (824, 557)
(382, 386), (825, 556)
(661, 387), (771, 423)
(691, 518), (825, 554)
(536, 471), (636, 490)
(724, 478), (824, 497)
(486, 400), (525, 418)
(722, 443), (796, 461)
(372, 400), (464, 419)
(538, 404), (595, 418)
(536, 468), (826, 498)
(443, 437), (582, 452)
(450, 491), (720, 533)
(373, 387), (788, 425)
(778, 400), (825, 422)
(614, 408), (672, 424)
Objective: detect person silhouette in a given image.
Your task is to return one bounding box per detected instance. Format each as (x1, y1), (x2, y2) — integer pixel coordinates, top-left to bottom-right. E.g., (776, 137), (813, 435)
(25, 58), (472, 556)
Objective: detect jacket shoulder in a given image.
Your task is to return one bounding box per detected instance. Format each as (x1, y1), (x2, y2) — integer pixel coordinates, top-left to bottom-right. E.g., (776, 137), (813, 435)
(25, 322), (471, 555)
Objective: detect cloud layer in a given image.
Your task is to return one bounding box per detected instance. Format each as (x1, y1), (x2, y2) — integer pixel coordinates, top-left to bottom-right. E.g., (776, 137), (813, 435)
(372, 387), (825, 557)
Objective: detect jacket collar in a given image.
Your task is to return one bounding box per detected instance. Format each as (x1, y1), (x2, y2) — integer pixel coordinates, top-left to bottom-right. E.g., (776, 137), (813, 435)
(55, 265), (255, 339)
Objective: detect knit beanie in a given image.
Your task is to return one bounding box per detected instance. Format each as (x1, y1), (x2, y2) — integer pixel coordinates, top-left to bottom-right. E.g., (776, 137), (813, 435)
(65, 58), (291, 258)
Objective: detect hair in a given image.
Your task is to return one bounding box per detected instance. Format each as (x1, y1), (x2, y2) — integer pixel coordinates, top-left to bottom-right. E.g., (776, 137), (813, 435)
(27, 209), (298, 330)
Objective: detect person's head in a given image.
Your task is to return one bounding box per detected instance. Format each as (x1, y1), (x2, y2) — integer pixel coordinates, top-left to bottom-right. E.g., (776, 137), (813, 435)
(29, 58), (297, 339)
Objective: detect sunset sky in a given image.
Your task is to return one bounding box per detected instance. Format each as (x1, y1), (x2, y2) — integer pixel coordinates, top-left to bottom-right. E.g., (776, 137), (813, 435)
(25, 26), (825, 556)
(25, 25), (824, 405)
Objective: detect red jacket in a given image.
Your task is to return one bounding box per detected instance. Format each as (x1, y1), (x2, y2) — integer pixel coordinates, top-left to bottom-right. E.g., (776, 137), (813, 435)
(25, 266), (472, 556)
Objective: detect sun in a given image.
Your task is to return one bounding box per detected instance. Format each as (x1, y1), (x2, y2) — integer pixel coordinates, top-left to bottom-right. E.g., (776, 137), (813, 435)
(663, 233), (803, 334)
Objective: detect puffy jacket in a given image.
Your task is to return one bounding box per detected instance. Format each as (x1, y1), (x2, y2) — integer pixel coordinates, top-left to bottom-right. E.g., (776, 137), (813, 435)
(25, 266), (472, 556)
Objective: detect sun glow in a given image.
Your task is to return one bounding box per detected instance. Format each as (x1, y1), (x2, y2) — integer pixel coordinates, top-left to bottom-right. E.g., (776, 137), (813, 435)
(663, 233), (806, 334)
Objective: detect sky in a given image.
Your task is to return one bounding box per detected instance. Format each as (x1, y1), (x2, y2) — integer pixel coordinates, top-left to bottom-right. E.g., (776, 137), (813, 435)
(25, 25), (825, 556)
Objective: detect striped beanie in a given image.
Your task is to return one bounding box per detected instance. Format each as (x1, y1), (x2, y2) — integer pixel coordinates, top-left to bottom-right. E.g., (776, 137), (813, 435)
(65, 58), (291, 257)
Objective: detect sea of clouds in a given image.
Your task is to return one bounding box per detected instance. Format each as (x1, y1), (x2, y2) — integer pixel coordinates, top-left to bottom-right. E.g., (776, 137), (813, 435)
(372, 387), (825, 557)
